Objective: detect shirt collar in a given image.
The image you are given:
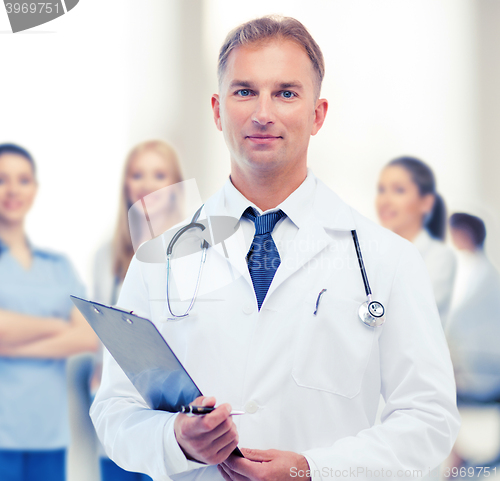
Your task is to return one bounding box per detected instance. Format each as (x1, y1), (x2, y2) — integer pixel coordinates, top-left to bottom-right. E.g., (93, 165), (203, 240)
(223, 168), (316, 229)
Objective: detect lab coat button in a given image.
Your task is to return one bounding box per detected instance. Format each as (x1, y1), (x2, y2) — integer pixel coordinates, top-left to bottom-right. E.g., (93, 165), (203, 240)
(244, 401), (259, 414)
(243, 305), (254, 315)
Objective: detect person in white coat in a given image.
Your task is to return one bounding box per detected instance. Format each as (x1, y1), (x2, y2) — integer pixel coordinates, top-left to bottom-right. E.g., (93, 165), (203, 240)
(376, 157), (456, 326)
(90, 15), (460, 481)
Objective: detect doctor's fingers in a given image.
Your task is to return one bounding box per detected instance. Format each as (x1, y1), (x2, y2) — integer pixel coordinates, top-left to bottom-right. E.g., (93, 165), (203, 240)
(176, 410), (236, 443)
(186, 420), (239, 464)
(177, 403), (233, 438)
(175, 414), (238, 463)
(194, 403), (234, 433)
(205, 426), (240, 462)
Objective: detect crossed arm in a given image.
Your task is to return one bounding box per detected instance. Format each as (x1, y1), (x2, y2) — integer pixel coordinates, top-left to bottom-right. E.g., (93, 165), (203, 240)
(0, 306), (98, 358)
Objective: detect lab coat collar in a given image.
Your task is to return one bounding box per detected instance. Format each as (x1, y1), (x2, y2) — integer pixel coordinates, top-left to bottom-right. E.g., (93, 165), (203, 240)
(203, 170), (357, 298)
(220, 169), (356, 232)
(311, 177), (357, 232)
(221, 168), (316, 230)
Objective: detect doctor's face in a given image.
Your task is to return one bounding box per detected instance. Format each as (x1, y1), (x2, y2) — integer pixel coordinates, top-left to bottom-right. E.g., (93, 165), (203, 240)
(212, 40), (327, 176)
(376, 165), (434, 236)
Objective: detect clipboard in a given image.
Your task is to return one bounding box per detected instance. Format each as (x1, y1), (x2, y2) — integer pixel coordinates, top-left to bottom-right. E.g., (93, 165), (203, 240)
(71, 295), (244, 457)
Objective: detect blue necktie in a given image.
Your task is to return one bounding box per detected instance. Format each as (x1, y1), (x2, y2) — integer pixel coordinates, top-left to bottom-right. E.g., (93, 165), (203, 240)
(243, 207), (286, 310)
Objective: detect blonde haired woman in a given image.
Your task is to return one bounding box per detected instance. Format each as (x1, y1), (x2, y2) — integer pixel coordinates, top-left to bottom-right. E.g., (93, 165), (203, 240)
(89, 140), (183, 481)
(95, 140), (184, 305)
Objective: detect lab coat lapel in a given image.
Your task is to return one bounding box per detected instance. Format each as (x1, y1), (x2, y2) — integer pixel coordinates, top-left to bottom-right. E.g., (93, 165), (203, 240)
(265, 180), (357, 302)
(266, 218), (334, 299)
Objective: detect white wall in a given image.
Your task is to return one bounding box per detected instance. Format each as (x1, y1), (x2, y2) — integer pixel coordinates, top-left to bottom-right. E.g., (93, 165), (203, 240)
(0, 0), (184, 287)
(204, 0), (481, 224)
(0, 0), (497, 283)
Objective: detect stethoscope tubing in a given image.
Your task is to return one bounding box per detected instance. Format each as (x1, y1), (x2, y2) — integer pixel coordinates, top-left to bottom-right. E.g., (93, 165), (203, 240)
(351, 230), (372, 298)
(165, 204), (208, 319)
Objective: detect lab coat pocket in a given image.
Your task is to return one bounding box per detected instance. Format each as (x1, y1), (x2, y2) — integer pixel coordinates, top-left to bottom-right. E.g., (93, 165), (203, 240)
(291, 291), (377, 399)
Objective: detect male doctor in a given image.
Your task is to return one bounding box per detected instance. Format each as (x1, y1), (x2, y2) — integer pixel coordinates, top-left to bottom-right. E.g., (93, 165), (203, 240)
(91, 15), (460, 481)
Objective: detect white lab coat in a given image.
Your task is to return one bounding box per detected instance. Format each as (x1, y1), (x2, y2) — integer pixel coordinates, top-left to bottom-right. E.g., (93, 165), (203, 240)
(91, 175), (460, 481)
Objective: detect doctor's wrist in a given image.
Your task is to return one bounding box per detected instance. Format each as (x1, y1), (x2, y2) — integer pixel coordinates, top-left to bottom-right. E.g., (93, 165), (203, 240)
(174, 416), (205, 464)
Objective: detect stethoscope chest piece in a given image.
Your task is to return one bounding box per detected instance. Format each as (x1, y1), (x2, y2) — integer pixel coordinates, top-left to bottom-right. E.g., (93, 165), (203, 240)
(358, 300), (386, 328)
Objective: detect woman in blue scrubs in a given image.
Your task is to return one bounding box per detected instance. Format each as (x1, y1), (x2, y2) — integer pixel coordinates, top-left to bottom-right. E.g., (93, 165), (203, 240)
(0, 143), (98, 481)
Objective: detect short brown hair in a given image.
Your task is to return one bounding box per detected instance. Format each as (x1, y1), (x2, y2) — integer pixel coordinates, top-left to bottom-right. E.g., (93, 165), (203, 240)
(218, 15), (325, 97)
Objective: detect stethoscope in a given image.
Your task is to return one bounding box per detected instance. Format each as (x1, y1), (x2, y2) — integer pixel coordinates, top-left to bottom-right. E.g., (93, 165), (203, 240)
(165, 205), (386, 327)
(351, 230), (386, 327)
(166, 205), (209, 319)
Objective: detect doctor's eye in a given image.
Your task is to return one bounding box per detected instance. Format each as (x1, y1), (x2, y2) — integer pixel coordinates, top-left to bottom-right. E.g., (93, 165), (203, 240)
(280, 90), (296, 99)
(236, 89), (252, 97)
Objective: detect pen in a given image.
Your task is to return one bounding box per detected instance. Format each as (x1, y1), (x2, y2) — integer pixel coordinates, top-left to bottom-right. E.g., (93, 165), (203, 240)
(313, 289), (327, 315)
(180, 405), (246, 416)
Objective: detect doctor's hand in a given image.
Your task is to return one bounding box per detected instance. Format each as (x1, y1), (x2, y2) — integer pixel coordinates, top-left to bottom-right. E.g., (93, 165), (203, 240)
(174, 396), (239, 465)
(219, 448), (311, 481)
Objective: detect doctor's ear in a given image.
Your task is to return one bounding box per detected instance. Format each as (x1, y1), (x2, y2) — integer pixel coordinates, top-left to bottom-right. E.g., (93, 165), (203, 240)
(311, 98), (328, 136)
(211, 94), (222, 132)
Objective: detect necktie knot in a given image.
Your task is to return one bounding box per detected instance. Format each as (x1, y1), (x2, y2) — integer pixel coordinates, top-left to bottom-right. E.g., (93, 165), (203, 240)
(243, 207), (286, 235)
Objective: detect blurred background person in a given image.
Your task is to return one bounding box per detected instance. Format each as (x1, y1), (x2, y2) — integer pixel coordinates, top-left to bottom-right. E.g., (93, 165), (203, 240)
(71, 140), (184, 481)
(444, 213), (500, 471)
(93, 140), (184, 306)
(376, 156), (456, 326)
(447, 213), (500, 403)
(0, 143), (98, 481)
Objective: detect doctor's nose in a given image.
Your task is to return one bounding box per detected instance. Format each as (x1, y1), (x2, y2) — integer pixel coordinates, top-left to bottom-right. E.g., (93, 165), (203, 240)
(251, 96), (275, 126)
